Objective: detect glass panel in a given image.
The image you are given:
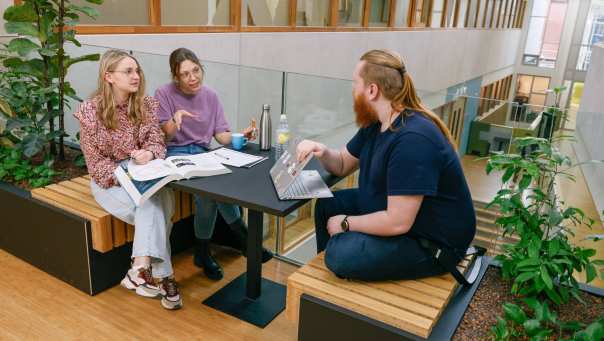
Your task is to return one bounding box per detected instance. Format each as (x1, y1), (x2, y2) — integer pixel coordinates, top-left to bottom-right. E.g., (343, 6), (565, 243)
(244, 0), (290, 26)
(72, 0), (149, 25)
(525, 17), (546, 55)
(532, 76), (550, 93)
(431, 0), (445, 27)
(369, 0), (391, 27)
(457, 0), (468, 27)
(161, 0), (231, 26)
(576, 45), (592, 71)
(532, 0), (550, 17)
(393, 0), (411, 27)
(516, 75), (532, 96)
(337, 0), (365, 26)
(296, 0), (332, 26)
(476, 0), (486, 27)
(467, 0), (477, 27)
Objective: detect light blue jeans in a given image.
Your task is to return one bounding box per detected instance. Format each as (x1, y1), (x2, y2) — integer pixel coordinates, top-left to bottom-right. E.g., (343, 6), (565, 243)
(91, 180), (175, 278)
(166, 144), (241, 240)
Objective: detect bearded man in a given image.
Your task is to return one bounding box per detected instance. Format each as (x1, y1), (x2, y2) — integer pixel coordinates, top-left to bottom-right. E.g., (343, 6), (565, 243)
(296, 49), (476, 281)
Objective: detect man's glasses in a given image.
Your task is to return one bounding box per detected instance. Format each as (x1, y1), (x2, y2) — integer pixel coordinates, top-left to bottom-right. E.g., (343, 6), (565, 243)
(178, 66), (204, 80)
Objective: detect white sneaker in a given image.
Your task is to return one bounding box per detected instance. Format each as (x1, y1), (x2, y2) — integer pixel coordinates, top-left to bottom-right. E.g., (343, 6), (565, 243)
(159, 277), (183, 310)
(120, 265), (161, 298)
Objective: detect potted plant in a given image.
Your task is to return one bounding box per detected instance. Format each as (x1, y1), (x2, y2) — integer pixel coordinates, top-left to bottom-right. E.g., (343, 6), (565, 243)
(0, 0), (102, 189)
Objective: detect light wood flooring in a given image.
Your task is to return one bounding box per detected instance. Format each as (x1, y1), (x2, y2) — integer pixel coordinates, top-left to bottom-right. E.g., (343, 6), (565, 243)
(0, 248), (298, 340)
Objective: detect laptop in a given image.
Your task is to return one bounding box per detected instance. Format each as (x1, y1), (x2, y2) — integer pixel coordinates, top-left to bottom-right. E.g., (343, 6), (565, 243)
(270, 140), (333, 200)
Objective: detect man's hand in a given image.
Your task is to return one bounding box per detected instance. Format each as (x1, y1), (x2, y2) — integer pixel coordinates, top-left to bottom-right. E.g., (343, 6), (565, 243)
(172, 110), (196, 131)
(242, 125), (256, 141)
(327, 215), (347, 236)
(130, 149), (154, 165)
(296, 139), (327, 162)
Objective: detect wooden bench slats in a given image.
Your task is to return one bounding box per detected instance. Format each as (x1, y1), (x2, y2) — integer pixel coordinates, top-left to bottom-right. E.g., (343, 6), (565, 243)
(308, 255), (453, 300)
(298, 264), (441, 319)
(126, 224), (135, 242)
(112, 218), (127, 247)
(45, 184), (102, 209)
(287, 273), (434, 338)
(70, 177), (91, 187)
(287, 252), (477, 339)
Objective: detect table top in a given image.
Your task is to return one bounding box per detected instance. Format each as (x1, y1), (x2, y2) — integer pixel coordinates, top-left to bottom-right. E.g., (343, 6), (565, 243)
(169, 143), (341, 216)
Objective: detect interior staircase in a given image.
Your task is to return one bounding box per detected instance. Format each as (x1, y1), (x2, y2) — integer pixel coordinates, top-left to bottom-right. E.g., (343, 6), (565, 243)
(472, 200), (519, 256)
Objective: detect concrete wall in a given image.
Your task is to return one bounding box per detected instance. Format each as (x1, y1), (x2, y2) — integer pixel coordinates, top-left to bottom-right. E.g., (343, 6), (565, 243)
(575, 43), (604, 222)
(77, 29), (523, 92)
(0, 0), (12, 35)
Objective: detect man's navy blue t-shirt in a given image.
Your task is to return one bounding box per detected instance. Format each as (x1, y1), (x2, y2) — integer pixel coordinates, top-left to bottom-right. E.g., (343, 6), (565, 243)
(346, 111), (476, 252)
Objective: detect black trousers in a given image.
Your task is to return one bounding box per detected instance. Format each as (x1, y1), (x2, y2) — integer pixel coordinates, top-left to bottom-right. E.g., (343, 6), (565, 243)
(314, 189), (445, 281)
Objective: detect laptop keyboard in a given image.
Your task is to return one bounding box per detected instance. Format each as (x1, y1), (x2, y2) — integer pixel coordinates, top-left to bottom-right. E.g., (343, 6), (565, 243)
(284, 176), (311, 198)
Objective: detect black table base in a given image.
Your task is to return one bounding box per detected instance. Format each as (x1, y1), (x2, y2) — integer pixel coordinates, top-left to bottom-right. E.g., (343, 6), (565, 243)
(203, 273), (286, 328)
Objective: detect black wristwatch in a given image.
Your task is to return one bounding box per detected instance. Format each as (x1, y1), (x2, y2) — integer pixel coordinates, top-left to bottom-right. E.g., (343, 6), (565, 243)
(341, 215), (350, 232)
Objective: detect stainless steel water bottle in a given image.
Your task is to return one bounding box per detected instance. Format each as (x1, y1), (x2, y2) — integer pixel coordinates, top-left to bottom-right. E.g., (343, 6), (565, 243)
(259, 104), (272, 151)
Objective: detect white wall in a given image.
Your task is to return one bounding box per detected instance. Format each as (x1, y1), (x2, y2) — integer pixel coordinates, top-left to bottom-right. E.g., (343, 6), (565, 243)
(575, 43), (604, 223)
(77, 29), (523, 92)
(0, 0), (12, 35)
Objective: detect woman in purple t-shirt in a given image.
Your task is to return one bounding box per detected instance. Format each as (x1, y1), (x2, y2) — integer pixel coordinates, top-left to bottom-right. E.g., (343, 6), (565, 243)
(155, 48), (272, 281)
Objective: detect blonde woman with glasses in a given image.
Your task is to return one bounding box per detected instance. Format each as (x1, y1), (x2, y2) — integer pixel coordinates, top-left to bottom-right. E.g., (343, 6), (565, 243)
(74, 49), (182, 310)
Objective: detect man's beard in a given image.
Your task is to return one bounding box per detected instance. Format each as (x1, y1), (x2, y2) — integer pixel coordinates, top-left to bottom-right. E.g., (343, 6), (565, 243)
(354, 93), (378, 128)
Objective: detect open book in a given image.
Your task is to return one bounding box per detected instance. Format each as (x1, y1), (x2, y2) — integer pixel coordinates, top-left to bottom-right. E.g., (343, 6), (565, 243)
(114, 153), (231, 206)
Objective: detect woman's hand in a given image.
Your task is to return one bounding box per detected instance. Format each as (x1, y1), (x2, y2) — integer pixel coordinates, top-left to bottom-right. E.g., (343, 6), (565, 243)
(172, 110), (196, 130)
(327, 215), (347, 236)
(296, 139), (326, 162)
(242, 125), (256, 141)
(130, 149), (154, 165)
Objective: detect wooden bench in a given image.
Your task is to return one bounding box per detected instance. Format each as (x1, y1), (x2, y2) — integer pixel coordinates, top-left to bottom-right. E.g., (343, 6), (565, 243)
(286, 252), (477, 339)
(31, 175), (194, 253)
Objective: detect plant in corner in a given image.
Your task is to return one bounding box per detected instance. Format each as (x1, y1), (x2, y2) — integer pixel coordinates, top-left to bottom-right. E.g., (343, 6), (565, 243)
(0, 0), (102, 188)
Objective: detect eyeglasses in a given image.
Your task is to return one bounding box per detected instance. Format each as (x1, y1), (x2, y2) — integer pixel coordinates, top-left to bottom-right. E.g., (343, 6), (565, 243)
(110, 68), (141, 77)
(178, 66), (204, 80)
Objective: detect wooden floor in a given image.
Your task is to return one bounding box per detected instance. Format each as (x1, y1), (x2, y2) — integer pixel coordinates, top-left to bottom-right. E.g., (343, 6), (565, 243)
(0, 247), (298, 340)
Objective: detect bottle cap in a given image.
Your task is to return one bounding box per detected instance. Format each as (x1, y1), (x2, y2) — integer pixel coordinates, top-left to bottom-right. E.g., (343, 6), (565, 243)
(280, 114), (287, 120)
(263, 104), (271, 110)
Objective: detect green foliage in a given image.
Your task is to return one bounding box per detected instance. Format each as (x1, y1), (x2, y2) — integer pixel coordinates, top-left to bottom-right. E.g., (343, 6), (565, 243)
(491, 299), (604, 341)
(0, 145), (57, 188)
(486, 136), (604, 304)
(0, 0), (101, 161)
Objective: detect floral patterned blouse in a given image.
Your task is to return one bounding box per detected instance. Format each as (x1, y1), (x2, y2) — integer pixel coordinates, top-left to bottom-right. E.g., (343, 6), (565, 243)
(74, 96), (166, 189)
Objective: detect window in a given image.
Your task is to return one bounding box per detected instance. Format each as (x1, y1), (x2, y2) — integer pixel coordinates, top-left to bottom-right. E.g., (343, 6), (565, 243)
(161, 0), (230, 26)
(336, 0), (365, 26)
(296, 0), (332, 27)
(72, 0), (149, 25)
(478, 74), (512, 115)
(392, 0), (412, 26)
(576, 0), (604, 71)
(430, 0), (446, 27)
(515, 74), (550, 112)
(369, 0), (392, 27)
(522, 0), (567, 68)
(244, 0), (290, 26)
(411, 0), (432, 27)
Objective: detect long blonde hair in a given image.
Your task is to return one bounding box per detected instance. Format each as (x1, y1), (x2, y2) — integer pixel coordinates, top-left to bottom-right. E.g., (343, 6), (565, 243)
(359, 49), (456, 149)
(93, 49), (147, 130)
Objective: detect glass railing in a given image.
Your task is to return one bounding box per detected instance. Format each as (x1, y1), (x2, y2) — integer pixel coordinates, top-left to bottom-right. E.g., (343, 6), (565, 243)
(58, 43), (573, 265)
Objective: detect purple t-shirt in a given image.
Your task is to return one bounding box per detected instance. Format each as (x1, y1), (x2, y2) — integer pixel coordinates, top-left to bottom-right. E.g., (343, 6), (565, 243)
(154, 83), (230, 147)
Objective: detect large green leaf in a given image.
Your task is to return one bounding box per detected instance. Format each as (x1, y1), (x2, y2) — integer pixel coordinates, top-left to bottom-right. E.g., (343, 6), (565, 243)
(503, 302), (527, 324)
(6, 38), (40, 57)
(586, 263), (597, 283)
(522, 319), (542, 337)
(4, 22), (39, 37)
(3, 3), (37, 22)
(84, 0), (104, 4)
(65, 53), (100, 68)
(540, 265), (553, 290)
(21, 133), (46, 158)
(67, 4), (100, 19)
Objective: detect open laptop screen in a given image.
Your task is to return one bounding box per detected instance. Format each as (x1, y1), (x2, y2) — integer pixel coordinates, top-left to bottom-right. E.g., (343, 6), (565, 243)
(269, 140), (312, 196)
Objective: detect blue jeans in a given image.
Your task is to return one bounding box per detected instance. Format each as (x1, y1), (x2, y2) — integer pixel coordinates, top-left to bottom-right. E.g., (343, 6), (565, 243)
(314, 189), (445, 281)
(166, 144), (241, 240)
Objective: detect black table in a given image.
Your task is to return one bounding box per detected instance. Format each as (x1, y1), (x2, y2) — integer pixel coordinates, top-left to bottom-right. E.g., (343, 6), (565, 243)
(169, 143), (340, 328)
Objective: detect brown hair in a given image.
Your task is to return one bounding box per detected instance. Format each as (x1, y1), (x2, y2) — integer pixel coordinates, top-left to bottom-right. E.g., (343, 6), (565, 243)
(93, 49), (146, 130)
(169, 47), (204, 82)
(359, 49), (456, 149)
